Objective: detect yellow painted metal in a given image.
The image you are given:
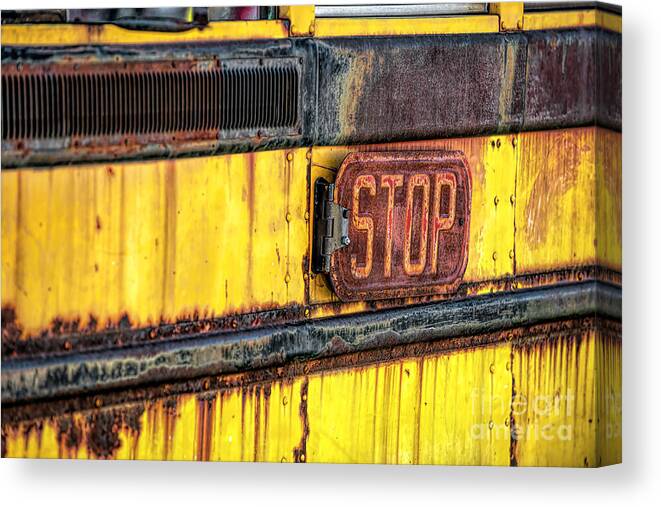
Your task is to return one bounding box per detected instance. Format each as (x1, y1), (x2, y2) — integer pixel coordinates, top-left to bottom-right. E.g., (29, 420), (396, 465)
(1, 150), (308, 339)
(0, 20), (289, 46)
(523, 9), (621, 33)
(596, 129), (623, 271)
(3, 327), (620, 466)
(314, 15), (500, 37)
(279, 5), (316, 36)
(511, 327), (621, 467)
(0, 7), (621, 47)
(305, 342), (512, 465)
(2, 127), (620, 338)
(515, 128), (622, 275)
(488, 2), (524, 31)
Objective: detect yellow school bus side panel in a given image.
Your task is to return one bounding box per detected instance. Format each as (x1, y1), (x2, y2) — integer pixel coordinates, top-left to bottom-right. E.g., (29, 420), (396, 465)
(309, 134), (517, 308)
(516, 128), (598, 274)
(1, 150), (308, 339)
(511, 327), (621, 467)
(3, 323), (619, 466)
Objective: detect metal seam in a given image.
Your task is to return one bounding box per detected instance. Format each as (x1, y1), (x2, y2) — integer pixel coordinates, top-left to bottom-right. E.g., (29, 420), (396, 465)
(1, 281), (621, 404)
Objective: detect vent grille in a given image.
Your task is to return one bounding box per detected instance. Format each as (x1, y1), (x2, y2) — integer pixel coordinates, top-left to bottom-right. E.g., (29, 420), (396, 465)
(2, 60), (301, 142)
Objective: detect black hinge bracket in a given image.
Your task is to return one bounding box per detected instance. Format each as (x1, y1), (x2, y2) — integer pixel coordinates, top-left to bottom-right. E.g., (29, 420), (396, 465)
(312, 178), (350, 273)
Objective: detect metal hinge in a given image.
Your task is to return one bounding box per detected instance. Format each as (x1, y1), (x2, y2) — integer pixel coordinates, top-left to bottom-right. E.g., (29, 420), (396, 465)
(312, 178), (350, 273)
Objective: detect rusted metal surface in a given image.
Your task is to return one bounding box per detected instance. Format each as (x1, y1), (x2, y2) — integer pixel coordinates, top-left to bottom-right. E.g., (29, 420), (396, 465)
(2, 316), (620, 465)
(1, 40), (315, 168)
(2, 265), (620, 360)
(315, 28), (620, 146)
(1, 27), (620, 167)
(1, 281), (621, 404)
(523, 28), (621, 131)
(329, 151), (471, 301)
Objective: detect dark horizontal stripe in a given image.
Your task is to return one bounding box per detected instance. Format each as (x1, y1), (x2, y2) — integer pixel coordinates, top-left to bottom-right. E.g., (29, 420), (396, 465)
(316, 28), (621, 145)
(0, 39), (317, 168)
(1, 27), (620, 168)
(1, 281), (621, 404)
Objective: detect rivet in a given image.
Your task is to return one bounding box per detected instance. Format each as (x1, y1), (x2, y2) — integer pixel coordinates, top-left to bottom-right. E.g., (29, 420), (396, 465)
(510, 194), (516, 205)
(506, 361), (511, 371)
(303, 273), (309, 281)
(291, 25), (298, 34)
(285, 273), (291, 284)
(282, 396), (288, 406)
(509, 250), (514, 259)
(304, 308), (311, 318)
(489, 420), (494, 430)
(492, 251), (498, 261)
(309, 22), (315, 34)
(300, 453), (306, 462)
(302, 393), (308, 402)
(512, 137), (518, 148)
(306, 151), (312, 160)
(286, 212), (292, 222)
(500, 20), (506, 30)
(496, 139), (501, 148)
(489, 363), (495, 374)
(494, 196), (500, 206)
(304, 211), (310, 220)
(517, 20), (523, 30)
(286, 152), (294, 161)
(505, 418), (510, 427)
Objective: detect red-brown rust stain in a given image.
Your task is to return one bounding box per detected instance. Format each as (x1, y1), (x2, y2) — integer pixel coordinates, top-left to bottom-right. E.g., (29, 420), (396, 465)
(1, 305), (23, 346)
(77, 405), (144, 459)
(195, 394), (216, 461)
(262, 384), (271, 454)
(509, 342), (518, 467)
(20, 420), (45, 455)
(1, 303), (304, 358)
(252, 385), (262, 461)
(1, 261), (619, 358)
(522, 131), (591, 247)
(2, 318), (619, 429)
(292, 378), (309, 463)
(162, 397), (178, 460)
(57, 416), (83, 458)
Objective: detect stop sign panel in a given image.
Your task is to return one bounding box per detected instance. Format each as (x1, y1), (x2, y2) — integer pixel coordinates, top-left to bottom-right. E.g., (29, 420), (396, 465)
(330, 151), (472, 302)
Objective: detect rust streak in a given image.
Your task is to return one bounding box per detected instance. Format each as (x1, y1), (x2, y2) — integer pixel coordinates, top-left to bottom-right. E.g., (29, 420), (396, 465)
(293, 378), (309, 463)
